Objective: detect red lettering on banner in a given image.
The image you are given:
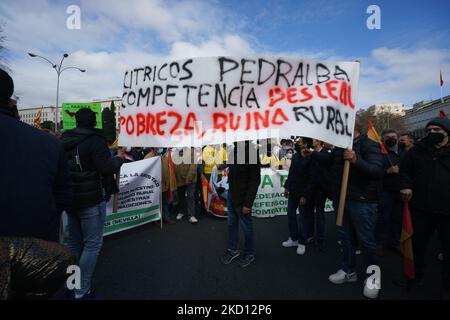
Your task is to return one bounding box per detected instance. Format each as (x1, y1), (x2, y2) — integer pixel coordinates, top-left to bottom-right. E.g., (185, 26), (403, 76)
(245, 112), (251, 130)
(168, 111), (182, 135)
(254, 110), (270, 130)
(267, 80), (354, 109)
(213, 113), (227, 132)
(146, 113), (156, 135)
(315, 85), (328, 99)
(119, 116), (126, 134)
(126, 115), (135, 135)
(286, 88), (297, 104)
(325, 80), (339, 101)
(229, 112), (241, 130)
(348, 85), (355, 109)
(136, 113), (146, 136)
(268, 87), (285, 107)
(156, 111), (167, 135)
(272, 108), (289, 125)
(339, 81), (348, 106)
(185, 112), (197, 131)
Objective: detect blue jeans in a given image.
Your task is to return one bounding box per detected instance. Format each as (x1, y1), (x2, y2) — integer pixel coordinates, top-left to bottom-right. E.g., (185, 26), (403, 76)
(286, 193), (310, 245)
(337, 200), (378, 274)
(67, 202), (106, 296)
(376, 191), (402, 248)
(227, 193), (254, 256)
(313, 193), (327, 243)
(162, 191), (170, 221)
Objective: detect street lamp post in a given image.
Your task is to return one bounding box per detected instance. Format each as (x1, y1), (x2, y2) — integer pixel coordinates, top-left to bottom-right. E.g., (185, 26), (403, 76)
(28, 52), (85, 132)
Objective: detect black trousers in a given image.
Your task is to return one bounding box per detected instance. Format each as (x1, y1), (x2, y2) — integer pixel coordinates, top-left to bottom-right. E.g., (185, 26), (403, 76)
(0, 237), (76, 300)
(411, 209), (450, 290)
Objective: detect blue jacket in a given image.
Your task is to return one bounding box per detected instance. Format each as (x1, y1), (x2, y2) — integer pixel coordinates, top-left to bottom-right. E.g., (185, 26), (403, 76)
(0, 107), (73, 241)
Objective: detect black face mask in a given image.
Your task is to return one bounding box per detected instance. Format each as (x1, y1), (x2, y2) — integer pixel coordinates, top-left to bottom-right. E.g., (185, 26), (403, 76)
(385, 138), (397, 148)
(398, 142), (406, 150)
(427, 132), (445, 145)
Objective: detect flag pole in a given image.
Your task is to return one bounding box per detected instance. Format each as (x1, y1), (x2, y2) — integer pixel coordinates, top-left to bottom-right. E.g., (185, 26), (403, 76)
(336, 59), (360, 227)
(336, 160), (350, 227)
(112, 169), (120, 213)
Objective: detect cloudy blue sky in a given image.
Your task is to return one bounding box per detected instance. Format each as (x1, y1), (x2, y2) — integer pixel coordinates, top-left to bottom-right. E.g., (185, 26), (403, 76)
(1, 0), (449, 109)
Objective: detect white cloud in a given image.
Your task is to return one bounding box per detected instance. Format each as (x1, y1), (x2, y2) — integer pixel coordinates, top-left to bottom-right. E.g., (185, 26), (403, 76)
(358, 47), (450, 107)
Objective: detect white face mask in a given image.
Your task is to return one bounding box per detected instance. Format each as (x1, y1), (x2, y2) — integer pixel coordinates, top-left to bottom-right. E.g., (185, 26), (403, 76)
(286, 153), (293, 159)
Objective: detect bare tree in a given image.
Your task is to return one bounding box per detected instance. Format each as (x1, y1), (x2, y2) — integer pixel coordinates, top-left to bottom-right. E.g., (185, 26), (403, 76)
(0, 22), (10, 72)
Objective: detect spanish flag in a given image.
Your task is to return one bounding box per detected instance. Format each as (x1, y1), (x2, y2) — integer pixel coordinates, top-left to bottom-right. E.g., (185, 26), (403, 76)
(34, 108), (42, 128)
(201, 175), (212, 210)
(400, 201), (415, 279)
(167, 149), (177, 203)
(367, 119), (388, 155)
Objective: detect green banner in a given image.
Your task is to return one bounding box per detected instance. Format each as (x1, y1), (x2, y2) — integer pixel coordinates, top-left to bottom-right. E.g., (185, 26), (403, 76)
(62, 102), (102, 130)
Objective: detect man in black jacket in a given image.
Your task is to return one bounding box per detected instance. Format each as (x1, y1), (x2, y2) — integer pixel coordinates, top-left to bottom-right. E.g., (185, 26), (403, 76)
(221, 141), (261, 268)
(376, 129), (405, 253)
(400, 117), (450, 299)
(309, 116), (384, 299)
(61, 108), (124, 299)
(282, 139), (314, 256)
(0, 69), (75, 299)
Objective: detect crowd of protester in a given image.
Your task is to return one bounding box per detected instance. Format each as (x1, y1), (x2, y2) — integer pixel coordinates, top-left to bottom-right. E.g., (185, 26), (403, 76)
(1, 68), (449, 300)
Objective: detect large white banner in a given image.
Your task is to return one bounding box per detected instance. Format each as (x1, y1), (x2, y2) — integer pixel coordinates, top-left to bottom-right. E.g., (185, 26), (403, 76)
(119, 57), (359, 148)
(104, 157), (162, 236)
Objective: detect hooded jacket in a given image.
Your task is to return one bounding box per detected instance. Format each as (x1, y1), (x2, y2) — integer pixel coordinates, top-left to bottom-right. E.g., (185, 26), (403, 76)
(61, 127), (123, 210)
(400, 139), (450, 216)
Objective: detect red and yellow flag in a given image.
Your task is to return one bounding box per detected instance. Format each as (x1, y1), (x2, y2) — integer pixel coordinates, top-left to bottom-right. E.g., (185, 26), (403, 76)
(400, 201), (415, 279)
(367, 119), (388, 155)
(167, 149), (177, 202)
(34, 109), (42, 128)
(201, 175), (212, 210)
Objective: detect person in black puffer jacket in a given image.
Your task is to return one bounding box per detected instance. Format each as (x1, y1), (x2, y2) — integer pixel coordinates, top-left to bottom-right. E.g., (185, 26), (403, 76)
(60, 108), (124, 299)
(309, 115), (384, 299)
(400, 117), (450, 299)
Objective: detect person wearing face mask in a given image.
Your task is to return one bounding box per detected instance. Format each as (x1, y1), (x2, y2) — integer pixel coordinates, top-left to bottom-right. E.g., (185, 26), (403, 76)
(400, 117), (450, 299)
(376, 129), (405, 254)
(280, 148), (294, 170)
(398, 132), (415, 152)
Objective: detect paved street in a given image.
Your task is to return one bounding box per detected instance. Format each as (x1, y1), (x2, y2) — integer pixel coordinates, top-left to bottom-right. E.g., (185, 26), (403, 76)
(90, 211), (442, 300)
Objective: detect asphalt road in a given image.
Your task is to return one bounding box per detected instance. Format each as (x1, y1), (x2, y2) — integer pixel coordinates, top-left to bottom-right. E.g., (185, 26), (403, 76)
(91, 210), (442, 300)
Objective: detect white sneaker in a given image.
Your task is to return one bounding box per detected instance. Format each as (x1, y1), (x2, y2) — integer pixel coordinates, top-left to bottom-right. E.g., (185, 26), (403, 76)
(363, 279), (380, 299)
(176, 213), (184, 220)
(189, 216), (198, 224)
(282, 238), (299, 248)
(329, 269), (358, 284)
(296, 244), (306, 255)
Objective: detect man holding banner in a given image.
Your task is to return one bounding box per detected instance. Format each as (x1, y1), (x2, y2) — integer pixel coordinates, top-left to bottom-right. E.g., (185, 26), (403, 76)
(309, 116), (384, 299)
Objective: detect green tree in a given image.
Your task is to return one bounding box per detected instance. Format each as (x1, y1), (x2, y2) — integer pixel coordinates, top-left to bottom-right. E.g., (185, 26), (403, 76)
(41, 120), (55, 131)
(358, 109), (406, 134)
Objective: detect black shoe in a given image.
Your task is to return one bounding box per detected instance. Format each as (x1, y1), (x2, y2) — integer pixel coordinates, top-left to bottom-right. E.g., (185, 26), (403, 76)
(238, 255), (255, 268)
(221, 250), (240, 265)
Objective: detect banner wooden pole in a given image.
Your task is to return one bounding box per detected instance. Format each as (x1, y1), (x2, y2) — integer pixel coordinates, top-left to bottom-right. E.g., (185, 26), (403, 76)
(336, 159), (350, 227)
(112, 170), (120, 213)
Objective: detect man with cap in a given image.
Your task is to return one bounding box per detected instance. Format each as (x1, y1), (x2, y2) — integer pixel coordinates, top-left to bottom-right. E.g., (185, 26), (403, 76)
(0, 68), (76, 299)
(400, 117), (450, 299)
